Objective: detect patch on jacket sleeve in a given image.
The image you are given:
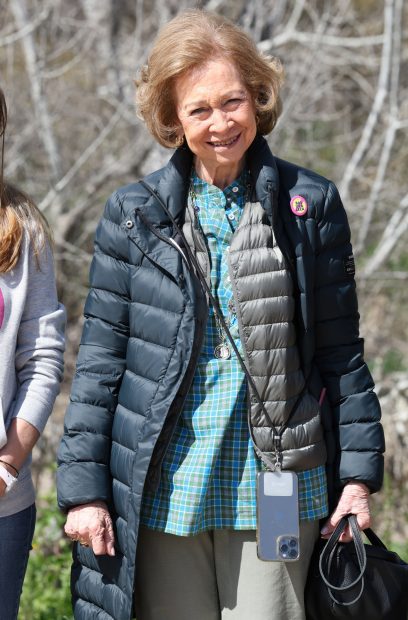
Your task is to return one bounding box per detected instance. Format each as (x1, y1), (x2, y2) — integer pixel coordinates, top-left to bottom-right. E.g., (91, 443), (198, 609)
(343, 253), (355, 276)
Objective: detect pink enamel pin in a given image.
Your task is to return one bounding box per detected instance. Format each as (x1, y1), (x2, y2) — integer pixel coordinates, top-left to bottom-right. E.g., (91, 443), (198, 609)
(0, 288), (4, 329)
(290, 195), (308, 217)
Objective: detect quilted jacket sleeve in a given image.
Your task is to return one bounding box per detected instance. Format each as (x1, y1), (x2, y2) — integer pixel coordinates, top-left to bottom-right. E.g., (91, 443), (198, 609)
(314, 181), (385, 493)
(57, 192), (130, 510)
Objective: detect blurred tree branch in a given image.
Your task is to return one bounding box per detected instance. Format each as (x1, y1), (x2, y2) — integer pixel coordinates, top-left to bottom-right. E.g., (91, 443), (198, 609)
(1, 0), (406, 369)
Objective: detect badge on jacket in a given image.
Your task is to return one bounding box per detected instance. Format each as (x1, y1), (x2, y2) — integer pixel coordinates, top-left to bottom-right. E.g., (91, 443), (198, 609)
(290, 195), (308, 217)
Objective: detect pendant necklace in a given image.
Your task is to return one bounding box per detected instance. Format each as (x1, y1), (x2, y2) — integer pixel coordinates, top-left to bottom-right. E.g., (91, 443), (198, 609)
(214, 312), (232, 360)
(189, 171), (250, 361)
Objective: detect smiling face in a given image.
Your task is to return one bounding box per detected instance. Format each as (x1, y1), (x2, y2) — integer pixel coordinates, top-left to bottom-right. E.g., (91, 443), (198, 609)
(174, 58), (257, 188)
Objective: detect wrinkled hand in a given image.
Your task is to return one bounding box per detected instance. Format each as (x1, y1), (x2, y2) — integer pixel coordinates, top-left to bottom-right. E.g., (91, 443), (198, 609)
(64, 500), (115, 556)
(321, 482), (371, 542)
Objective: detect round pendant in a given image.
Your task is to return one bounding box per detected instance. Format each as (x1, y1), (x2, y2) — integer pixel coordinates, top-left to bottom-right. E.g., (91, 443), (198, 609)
(228, 298), (236, 315)
(214, 343), (231, 360)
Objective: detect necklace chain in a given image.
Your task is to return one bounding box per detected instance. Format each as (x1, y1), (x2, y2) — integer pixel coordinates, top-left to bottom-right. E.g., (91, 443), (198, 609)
(188, 170), (251, 360)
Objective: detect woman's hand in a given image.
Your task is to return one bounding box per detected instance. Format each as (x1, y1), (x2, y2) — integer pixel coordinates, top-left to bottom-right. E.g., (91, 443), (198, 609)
(64, 500), (115, 556)
(320, 482), (371, 542)
(0, 419), (40, 499)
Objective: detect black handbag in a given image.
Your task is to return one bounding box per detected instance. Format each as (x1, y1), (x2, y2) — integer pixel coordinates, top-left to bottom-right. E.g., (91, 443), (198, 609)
(305, 514), (408, 620)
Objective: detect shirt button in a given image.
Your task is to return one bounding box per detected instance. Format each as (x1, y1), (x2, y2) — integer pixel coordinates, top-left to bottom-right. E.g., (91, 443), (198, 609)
(226, 246), (230, 252)
(232, 186), (239, 193)
(227, 213), (235, 221)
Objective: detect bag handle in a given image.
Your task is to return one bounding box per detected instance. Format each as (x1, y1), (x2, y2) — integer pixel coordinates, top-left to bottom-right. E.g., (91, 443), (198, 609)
(319, 514), (366, 606)
(362, 526), (388, 549)
(138, 179), (307, 471)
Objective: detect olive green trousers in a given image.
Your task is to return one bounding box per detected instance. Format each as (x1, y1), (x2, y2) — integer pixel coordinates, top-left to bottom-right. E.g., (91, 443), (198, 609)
(134, 520), (319, 620)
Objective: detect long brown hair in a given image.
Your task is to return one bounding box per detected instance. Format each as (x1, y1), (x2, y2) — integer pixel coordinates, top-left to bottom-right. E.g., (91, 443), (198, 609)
(0, 87), (51, 273)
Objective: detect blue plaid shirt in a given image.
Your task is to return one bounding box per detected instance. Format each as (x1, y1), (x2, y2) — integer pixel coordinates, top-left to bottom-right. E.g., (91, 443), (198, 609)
(140, 171), (328, 535)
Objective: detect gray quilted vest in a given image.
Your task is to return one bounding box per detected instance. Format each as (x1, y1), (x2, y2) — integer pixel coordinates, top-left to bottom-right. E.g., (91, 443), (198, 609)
(184, 198), (327, 472)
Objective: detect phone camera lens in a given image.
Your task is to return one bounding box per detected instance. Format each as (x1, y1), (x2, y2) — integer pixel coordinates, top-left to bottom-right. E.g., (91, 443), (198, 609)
(280, 543), (288, 553)
(289, 548), (298, 558)
(289, 538), (297, 548)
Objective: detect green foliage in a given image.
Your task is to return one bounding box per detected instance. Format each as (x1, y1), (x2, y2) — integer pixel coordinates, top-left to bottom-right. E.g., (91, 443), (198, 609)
(382, 349), (406, 375)
(372, 473), (408, 562)
(19, 490), (73, 620)
(389, 252), (408, 272)
(389, 538), (408, 562)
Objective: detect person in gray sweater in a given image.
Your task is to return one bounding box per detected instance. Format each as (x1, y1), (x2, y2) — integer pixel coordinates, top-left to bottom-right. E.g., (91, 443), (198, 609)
(0, 87), (65, 619)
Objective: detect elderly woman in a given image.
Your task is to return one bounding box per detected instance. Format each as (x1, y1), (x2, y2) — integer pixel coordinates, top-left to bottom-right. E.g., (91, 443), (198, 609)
(57, 10), (384, 620)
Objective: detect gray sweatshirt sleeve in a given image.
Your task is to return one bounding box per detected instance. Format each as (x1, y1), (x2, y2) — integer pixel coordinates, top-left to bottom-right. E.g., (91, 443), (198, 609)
(12, 240), (66, 433)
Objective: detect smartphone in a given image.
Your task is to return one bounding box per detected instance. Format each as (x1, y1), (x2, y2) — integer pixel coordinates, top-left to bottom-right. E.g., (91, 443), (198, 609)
(256, 470), (300, 561)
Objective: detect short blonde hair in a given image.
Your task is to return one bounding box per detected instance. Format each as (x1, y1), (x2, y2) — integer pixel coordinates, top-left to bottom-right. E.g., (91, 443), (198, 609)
(136, 10), (284, 148)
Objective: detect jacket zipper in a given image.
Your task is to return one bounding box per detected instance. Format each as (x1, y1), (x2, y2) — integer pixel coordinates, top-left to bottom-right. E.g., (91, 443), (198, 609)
(226, 254), (263, 456)
(267, 182), (298, 289)
(133, 210), (209, 489)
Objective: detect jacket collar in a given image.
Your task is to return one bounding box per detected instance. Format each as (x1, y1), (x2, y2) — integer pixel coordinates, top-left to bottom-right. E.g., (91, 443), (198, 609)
(154, 145), (193, 223)
(148, 133), (279, 223)
(247, 134), (280, 222)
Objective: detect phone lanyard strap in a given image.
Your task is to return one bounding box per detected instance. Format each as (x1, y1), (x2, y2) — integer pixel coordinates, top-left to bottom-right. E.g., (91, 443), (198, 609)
(138, 180), (307, 471)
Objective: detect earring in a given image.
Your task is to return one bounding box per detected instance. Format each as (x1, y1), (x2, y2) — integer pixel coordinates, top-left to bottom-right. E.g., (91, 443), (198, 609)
(175, 135), (184, 148)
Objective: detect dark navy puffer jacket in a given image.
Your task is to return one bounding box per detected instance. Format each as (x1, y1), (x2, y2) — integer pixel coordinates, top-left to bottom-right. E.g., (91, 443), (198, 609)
(57, 135), (384, 620)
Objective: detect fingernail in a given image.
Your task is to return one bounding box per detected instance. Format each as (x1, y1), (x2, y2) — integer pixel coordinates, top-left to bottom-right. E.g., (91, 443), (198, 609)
(321, 526), (329, 535)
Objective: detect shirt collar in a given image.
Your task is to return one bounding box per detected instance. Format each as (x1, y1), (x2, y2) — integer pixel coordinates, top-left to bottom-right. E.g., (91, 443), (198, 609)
(191, 169), (248, 207)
